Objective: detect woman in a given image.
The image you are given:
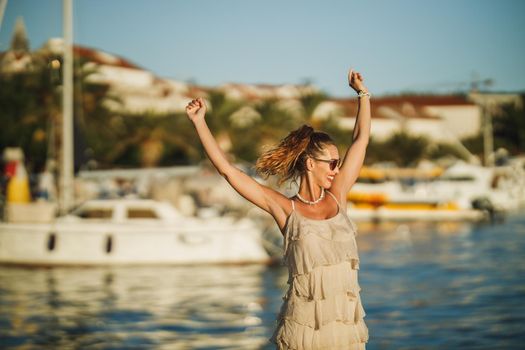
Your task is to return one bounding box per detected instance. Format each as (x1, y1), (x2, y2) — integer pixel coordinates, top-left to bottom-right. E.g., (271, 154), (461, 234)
(186, 69), (371, 349)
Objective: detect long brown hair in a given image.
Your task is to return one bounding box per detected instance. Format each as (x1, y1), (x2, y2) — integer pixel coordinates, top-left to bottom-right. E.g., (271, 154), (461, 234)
(255, 124), (335, 186)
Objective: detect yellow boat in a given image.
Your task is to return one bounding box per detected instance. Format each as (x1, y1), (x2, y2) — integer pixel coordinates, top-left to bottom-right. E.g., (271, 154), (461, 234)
(345, 166), (485, 221)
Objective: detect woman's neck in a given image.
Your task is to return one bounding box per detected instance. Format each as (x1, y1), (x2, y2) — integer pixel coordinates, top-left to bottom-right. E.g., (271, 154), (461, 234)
(298, 176), (323, 201)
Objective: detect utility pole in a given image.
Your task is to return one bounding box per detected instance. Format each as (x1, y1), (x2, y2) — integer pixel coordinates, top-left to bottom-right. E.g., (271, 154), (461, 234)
(468, 75), (494, 167)
(60, 0), (74, 213)
(482, 101), (494, 167)
(469, 92), (494, 167)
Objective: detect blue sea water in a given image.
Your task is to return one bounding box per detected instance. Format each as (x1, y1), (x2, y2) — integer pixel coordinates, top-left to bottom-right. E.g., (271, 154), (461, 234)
(1, 213), (524, 349)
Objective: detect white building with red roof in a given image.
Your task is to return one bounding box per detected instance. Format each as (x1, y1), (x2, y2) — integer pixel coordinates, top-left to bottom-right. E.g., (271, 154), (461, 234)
(313, 95), (483, 142)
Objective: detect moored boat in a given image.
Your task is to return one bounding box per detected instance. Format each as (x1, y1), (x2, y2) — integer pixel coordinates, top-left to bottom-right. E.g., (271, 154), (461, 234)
(0, 199), (273, 266)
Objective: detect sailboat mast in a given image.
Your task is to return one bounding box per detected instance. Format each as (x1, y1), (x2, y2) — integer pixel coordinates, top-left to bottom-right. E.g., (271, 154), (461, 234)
(60, 0), (74, 213)
(0, 1), (8, 31)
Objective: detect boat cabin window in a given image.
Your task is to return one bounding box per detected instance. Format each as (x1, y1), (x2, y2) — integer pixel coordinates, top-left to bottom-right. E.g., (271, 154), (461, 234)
(441, 175), (475, 182)
(76, 208), (113, 219)
(127, 208), (158, 219)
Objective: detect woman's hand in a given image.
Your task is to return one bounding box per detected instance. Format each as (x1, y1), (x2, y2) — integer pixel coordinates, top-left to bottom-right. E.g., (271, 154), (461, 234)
(185, 97), (207, 123)
(348, 69), (368, 94)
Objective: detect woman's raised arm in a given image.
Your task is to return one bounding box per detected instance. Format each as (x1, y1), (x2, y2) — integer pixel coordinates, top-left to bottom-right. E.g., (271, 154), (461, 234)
(331, 70), (371, 200)
(186, 98), (289, 226)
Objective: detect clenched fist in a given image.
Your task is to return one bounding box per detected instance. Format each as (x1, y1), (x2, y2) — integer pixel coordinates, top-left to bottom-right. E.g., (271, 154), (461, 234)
(348, 69), (368, 94)
(185, 97), (207, 123)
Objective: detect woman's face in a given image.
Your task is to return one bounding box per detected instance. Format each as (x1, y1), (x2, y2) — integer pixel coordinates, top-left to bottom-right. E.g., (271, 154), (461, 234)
(310, 144), (340, 189)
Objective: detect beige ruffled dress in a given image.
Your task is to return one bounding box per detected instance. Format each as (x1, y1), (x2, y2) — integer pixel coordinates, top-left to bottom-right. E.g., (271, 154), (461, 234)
(269, 190), (369, 350)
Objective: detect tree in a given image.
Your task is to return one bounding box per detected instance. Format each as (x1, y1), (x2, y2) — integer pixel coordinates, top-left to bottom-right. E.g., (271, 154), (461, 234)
(0, 54), (59, 172)
(492, 96), (525, 155)
(363, 132), (429, 167)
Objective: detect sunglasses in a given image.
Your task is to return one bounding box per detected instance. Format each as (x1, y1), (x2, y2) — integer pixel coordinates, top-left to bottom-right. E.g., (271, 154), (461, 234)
(312, 157), (341, 170)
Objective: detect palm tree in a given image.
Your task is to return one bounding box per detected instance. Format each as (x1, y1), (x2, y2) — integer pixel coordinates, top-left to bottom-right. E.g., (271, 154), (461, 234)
(98, 112), (203, 167)
(383, 131), (429, 167)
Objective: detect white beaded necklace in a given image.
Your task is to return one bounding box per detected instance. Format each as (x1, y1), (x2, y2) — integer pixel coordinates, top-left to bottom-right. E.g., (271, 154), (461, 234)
(296, 188), (325, 205)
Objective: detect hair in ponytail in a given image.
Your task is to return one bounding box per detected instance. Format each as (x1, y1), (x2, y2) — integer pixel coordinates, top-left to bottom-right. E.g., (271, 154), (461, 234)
(255, 124), (335, 186)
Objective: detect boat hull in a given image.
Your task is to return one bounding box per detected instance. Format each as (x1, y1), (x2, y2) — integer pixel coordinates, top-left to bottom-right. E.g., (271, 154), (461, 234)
(0, 222), (272, 266)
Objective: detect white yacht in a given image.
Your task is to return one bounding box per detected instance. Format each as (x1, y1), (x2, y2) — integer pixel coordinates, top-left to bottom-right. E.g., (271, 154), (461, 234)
(0, 199), (273, 266)
(415, 160), (525, 213)
(345, 160), (525, 222)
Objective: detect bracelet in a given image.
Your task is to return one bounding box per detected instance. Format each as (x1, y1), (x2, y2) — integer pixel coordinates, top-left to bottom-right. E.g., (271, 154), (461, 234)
(357, 90), (371, 99)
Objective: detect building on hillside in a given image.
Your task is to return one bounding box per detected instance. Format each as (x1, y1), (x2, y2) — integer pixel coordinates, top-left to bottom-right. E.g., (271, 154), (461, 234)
(40, 38), (193, 115)
(313, 95), (485, 143)
(2, 20), (520, 140)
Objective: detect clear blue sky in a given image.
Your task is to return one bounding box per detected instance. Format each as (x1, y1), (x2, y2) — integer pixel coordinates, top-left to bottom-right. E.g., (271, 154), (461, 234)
(1, 0), (524, 97)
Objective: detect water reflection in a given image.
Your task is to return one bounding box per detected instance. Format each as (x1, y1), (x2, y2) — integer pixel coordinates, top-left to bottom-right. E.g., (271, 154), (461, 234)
(0, 264), (287, 349)
(356, 214), (525, 350)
